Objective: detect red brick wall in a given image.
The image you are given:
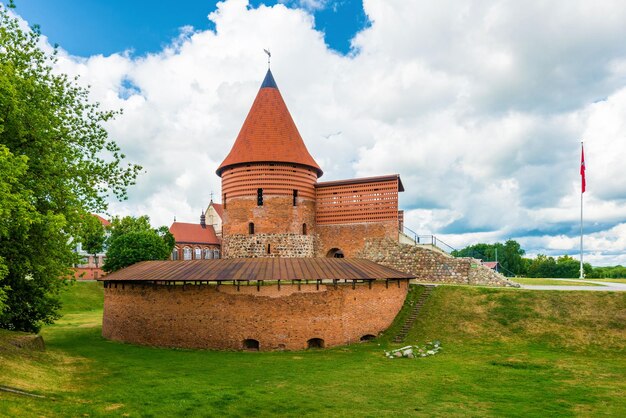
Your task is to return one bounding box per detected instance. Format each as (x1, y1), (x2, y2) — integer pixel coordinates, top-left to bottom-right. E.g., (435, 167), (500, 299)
(221, 163), (317, 237)
(315, 178), (399, 225)
(74, 267), (105, 280)
(223, 195), (316, 236)
(102, 280), (408, 351)
(316, 221), (399, 257)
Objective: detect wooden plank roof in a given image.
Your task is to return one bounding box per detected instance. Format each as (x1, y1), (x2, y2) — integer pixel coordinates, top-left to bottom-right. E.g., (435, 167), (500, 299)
(99, 258), (415, 282)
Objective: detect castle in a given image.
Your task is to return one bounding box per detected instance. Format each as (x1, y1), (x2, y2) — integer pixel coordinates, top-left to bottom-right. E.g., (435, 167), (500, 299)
(168, 69), (404, 261)
(100, 68), (515, 352)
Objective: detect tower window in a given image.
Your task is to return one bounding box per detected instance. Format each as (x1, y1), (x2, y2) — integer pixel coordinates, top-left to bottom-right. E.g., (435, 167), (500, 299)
(223, 193), (226, 209)
(249, 222), (255, 235)
(302, 223), (307, 235)
(267, 244), (271, 254)
(293, 189), (298, 206)
(257, 188), (263, 206)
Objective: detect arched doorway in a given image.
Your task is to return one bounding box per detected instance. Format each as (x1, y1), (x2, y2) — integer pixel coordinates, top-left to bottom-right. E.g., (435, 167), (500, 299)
(326, 248), (344, 258)
(360, 334), (376, 342)
(243, 339), (260, 351)
(307, 338), (325, 349)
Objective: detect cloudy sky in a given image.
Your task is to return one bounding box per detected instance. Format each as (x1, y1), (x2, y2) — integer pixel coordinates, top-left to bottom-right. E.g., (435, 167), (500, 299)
(9, 0), (626, 265)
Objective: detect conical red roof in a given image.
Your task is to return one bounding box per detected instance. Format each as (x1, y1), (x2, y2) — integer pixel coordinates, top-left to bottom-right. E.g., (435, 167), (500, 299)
(216, 70), (322, 177)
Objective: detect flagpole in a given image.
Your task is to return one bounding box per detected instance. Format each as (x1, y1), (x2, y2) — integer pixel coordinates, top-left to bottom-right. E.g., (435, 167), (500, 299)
(580, 140), (584, 279)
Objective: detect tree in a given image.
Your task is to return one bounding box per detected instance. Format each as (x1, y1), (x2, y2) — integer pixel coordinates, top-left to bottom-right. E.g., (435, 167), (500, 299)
(452, 240), (526, 276)
(500, 240), (526, 276)
(103, 216), (174, 272)
(77, 215), (106, 268)
(0, 5), (140, 332)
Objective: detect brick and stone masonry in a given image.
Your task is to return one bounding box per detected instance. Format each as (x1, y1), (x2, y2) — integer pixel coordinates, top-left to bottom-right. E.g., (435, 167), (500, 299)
(102, 281), (408, 351)
(357, 238), (520, 287)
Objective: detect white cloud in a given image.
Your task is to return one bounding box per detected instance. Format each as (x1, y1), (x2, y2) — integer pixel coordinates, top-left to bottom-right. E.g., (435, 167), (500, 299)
(12, 0), (626, 265)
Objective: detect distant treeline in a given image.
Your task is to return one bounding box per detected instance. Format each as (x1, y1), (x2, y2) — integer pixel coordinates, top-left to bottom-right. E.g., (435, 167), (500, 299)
(451, 241), (623, 278)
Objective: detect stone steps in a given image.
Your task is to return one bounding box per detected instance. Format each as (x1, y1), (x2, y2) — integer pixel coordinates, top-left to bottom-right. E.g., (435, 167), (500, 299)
(393, 285), (435, 343)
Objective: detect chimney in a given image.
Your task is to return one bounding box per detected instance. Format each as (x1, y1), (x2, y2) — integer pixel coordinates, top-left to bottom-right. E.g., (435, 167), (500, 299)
(200, 213), (206, 228)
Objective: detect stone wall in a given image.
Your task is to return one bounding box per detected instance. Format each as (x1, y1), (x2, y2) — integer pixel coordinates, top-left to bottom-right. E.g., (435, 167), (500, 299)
(223, 233), (315, 258)
(102, 281), (408, 351)
(357, 238), (519, 287)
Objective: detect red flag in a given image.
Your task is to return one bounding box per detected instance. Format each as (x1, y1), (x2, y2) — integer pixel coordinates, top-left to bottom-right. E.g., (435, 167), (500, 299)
(580, 145), (586, 193)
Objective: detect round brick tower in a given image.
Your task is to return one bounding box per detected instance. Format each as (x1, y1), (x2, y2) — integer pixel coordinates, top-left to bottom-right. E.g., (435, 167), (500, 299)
(217, 69), (322, 258)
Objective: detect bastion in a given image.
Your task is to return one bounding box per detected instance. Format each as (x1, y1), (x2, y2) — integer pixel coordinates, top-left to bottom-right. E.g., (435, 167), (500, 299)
(100, 258), (413, 351)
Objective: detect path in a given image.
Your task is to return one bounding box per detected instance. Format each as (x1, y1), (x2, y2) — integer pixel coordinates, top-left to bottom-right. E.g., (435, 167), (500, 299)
(519, 278), (626, 292)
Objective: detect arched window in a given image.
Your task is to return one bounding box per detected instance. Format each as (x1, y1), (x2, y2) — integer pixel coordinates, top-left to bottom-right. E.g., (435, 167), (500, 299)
(249, 222), (255, 234)
(213, 249), (220, 259)
(326, 248), (344, 258)
(204, 249), (212, 259)
(183, 247), (192, 261)
(307, 338), (325, 349)
(243, 339), (260, 351)
(194, 248), (202, 260)
(172, 248), (179, 260)
(302, 223), (307, 235)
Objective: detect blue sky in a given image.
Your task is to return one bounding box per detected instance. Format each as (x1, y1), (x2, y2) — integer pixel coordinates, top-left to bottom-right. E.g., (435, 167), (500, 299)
(6, 0), (626, 265)
(13, 0), (368, 55)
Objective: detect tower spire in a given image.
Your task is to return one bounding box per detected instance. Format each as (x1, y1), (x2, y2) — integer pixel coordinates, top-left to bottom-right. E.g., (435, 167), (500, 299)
(263, 48), (271, 69)
(217, 67), (322, 177)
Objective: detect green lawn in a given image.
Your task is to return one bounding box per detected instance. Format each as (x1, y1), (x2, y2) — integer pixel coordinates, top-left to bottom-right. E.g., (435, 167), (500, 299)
(512, 278), (603, 286)
(585, 278), (626, 284)
(1, 281), (625, 417)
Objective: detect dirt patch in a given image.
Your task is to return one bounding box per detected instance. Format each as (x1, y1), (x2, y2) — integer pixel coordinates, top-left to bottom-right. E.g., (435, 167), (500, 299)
(9, 335), (45, 351)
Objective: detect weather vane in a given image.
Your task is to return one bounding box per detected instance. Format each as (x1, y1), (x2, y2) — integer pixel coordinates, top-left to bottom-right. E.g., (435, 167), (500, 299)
(263, 48), (271, 68)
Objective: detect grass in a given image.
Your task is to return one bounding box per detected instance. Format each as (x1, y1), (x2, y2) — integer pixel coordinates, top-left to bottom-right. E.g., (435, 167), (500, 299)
(585, 278), (626, 284)
(512, 278), (603, 286)
(1, 281), (625, 417)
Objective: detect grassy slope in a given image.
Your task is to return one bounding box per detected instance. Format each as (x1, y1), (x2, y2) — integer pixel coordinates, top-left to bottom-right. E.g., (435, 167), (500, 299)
(0, 282), (624, 417)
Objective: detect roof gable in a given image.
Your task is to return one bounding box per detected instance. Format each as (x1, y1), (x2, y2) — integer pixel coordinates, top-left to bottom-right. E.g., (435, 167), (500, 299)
(209, 202), (223, 218)
(169, 222), (220, 245)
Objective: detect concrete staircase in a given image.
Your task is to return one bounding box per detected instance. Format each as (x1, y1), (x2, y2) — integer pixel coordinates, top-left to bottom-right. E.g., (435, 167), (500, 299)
(393, 285), (436, 343)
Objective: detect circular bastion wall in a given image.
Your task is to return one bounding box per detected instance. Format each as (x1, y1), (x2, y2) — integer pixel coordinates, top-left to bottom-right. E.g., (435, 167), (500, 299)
(102, 280), (408, 351)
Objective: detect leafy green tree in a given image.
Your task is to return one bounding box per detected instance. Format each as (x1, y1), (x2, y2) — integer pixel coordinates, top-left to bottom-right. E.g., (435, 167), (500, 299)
(527, 254), (557, 278)
(500, 240), (526, 276)
(0, 5), (140, 332)
(0, 145), (31, 315)
(103, 216), (174, 272)
(77, 215), (106, 268)
(452, 240), (526, 276)
(588, 265), (626, 278)
(554, 255), (579, 278)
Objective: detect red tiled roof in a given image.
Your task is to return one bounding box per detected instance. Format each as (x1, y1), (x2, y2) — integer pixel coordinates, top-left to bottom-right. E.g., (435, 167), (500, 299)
(216, 70), (322, 177)
(169, 222), (220, 245)
(99, 258), (416, 282)
(93, 214), (110, 226)
(210, 203), (223, 218)
(482, 262), (499, 269)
